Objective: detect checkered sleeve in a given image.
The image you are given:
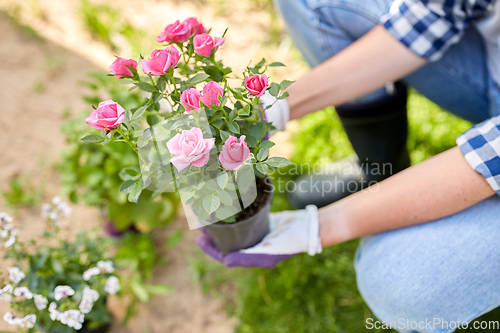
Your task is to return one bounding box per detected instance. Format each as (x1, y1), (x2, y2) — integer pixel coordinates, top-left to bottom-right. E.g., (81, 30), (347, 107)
(380, 0), (494, 61)
(457, 115), (500, 196)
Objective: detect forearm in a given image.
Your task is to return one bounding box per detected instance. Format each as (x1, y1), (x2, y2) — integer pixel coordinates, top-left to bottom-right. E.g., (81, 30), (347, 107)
(286, 25), (427, 120)
(318, 147), (495, 247)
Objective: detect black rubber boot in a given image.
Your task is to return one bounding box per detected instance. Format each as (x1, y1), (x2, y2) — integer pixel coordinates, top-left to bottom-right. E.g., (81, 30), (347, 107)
(288, 83), (411, 209)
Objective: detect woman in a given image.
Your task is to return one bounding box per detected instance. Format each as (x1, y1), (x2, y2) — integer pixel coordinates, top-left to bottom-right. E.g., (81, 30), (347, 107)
(198, 0), (500, 331)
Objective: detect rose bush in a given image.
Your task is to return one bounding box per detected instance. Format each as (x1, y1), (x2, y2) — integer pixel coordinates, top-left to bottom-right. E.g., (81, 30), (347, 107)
(81, 18), (294, 223)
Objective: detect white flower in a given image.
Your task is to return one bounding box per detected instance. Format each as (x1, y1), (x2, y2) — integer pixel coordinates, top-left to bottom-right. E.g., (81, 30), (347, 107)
(19, 314), (36, 329)
(13, 287), (33, 299)
(0, 213), (13, 223)
(3, 312), (20, 325)
(104, 276), (120, 295)
(83, 267), (100, 281)
(57, 202), (72, 216)
(82, 286), (99, 302)
(41, 203), (51, 217)
(0, 284), (13, 301)
(49, 302), (60, 321)
(4, 235), (16, 248)
(97, 260), (114, 273)
(79, 287), (99, 314)
(52, 196), (61, 205)
(61, 310), (84, 330)
(8, 267), (25, 284)
(0, 229), (8, 239)
(54, 285), (75, 300)
(34, 294), (48, 310)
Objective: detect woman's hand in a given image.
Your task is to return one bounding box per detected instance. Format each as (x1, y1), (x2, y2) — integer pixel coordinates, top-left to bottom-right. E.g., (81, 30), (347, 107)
(196, 205), (322, 268)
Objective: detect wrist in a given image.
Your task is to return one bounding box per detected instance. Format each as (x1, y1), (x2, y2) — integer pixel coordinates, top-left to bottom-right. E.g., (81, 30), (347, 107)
(318, 202), (353, 247)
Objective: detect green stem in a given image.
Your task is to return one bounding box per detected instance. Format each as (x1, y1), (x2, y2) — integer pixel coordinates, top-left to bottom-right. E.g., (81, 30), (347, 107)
(116, 127), (137, 154)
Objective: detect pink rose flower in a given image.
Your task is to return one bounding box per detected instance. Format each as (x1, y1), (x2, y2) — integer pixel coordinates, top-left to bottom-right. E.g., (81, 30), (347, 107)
(142, 46), (180, 76)
(245, 74), (269, 98)
(167, 128), (215, 172)
(85, 100), (125, 130)
(183, 17), (207, 35)
(219, 136), (251, 171)
(157, 20), (191, 43)
(193, 34), (225, 57)
(109, 57), (137, 79)
(180, 88), (201, 113)
(201, 81), (224, 107)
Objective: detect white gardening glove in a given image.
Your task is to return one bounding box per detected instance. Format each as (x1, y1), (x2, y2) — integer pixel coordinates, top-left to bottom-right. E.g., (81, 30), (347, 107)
(261, 91), (290, 132)
(241, 205), (322, 256)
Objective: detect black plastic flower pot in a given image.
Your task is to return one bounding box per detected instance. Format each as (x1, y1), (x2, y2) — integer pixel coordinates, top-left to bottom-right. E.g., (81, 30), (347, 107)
(204, 184), (273, 255)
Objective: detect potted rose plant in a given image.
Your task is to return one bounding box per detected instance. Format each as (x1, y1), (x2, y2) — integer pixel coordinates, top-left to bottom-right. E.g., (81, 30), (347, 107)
(0, 202), (121, 332)
(81, 17), (292, 254)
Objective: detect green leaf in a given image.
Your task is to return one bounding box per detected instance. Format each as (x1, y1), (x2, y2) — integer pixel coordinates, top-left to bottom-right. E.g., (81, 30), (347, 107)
(220, 130), (231, 142)
(135, 82), (158, 93)
(248, 67), (260, 74)
(245, 135), (257, 148)
(259, 140), (275, 149)
(278, 91), (290, 100)
(51, 258), (64, 275)
(131, 280), (150, 303)
(252, 123), (267, 141)
(81, 135), (104, 143)
(157, 76), (167, 91)
(128, 183), (143, 203)
(181, 190), (195, 202)
(279, 80), (294, 91)
(203, 66), (224, 81)
(124, 65), (139, 79)
(217, 191), (233, 205)
(187, 73), (210, 87)
(229, 122), (240, 134)
(269, 62), (285, 67)
(203, 195), (220, 215)
(255, 58), (266, 69)
(120, 167), (140, 181)
(133, 105), (148, 121)
(257, 147), (269, 161)
(266, 157), (293, 168)
(269, 83), (280, 97)
(120, 180), (136, 193)
(255, 162), (268, 175)
(217, 172), (229, 190)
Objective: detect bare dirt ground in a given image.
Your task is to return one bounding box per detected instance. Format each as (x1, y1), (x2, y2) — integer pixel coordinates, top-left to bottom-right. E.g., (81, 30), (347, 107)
(0, 0), (304, 331)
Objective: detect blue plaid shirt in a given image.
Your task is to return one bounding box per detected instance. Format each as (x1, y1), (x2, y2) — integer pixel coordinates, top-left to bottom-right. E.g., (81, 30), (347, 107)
(457, 116), (500, 196)
(381, 0), (500, 195)
(381, 0), (497, 61)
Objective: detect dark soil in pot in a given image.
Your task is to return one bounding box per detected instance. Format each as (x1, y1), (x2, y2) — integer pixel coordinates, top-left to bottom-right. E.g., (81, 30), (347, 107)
(204, 177), (273, 255)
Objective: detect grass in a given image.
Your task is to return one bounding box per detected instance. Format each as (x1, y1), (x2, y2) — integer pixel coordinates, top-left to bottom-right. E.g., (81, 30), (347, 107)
(79, 0), (149, 56)
(190, 90), (500, 332)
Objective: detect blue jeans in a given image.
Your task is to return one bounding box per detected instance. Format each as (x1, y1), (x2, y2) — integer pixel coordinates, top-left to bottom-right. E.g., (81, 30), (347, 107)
(274, 0), (500, 122)
(275, 0), (500, 331)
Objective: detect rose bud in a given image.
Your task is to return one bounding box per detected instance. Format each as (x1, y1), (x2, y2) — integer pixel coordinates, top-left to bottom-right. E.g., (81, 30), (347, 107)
(245, 74), (269, 97)
(219, 135), (251, 171)
(193, 34), (225, 57)
(183, 17), (207, 36)
(142, 46), (180, 76)
(201, 81), (224, 107)
(180, 88), (201, 113)
(85, 100), (125, 130)
(109, 58), (138, 79)
(157, 20), (191, 43)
